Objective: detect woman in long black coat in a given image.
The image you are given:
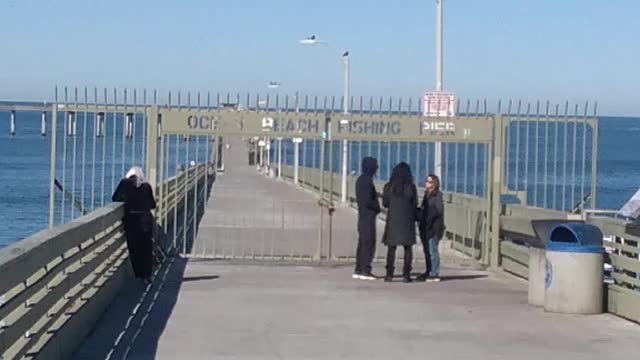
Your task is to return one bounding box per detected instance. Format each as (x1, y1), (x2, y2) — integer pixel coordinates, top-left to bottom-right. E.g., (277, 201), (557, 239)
(382, 162), (418, 283)
(112, 166), (157, 284)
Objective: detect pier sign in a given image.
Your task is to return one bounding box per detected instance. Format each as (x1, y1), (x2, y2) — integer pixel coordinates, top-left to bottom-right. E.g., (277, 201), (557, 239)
(334, 114), (488, 142)
(157, 108), (492, 143)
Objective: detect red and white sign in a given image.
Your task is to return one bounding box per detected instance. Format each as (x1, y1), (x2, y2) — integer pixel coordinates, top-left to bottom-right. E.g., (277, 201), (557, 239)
(423, 91), (456, 117)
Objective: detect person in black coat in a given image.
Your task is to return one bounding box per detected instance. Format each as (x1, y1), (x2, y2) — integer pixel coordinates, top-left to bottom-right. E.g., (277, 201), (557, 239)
(417, 174), (445, 282)
(382, 162), (418, 283)
(354, 157), (381, 280)
(112, 166), (157, 284)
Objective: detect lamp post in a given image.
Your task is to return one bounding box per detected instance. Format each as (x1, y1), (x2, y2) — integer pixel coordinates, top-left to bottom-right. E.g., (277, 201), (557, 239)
(340, 51), (350, 203)
(299, 36), (351, 200)
(434, 0), (444, 179)
(268, 82), (284, 179)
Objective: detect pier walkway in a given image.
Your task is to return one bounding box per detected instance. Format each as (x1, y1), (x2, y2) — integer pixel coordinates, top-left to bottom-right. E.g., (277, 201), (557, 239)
(72, 137), (640, 360)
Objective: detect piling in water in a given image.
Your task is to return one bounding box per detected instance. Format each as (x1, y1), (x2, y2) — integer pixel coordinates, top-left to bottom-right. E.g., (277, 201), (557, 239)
(126, 113), (134, 138)
(10, 110), (16, 136)
(96, 112), (105, 138)
(67, 112), (77, 137)
(41, 111), (47, 137)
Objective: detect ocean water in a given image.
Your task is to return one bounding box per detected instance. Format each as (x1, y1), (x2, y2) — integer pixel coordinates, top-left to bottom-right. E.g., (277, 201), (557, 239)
(1, 111), (639, 245)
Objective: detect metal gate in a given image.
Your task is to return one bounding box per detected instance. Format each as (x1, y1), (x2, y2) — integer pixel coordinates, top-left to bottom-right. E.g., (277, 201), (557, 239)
(147, 94), (497, 263)
(46, 87), (598, 267)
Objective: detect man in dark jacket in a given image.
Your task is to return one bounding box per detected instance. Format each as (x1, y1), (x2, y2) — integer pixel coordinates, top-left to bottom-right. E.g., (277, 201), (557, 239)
(354, 157), (381, 280)
(417, 174), (445, 282)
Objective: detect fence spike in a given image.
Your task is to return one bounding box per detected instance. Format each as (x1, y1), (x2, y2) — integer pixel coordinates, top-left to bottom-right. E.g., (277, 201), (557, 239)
(583, 101), (589, 118)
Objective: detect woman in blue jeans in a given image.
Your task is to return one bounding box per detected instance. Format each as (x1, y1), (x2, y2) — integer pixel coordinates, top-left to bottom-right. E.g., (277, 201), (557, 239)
(417, 174), (445, 282)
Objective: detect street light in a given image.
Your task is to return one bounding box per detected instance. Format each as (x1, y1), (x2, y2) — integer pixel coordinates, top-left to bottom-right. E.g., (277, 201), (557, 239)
(434, 0), (444, 180)
(299, 35), (328, 45)
(340, 51), (350, 204)
(267, 81), (284, 179)
(299, 36), (350, 202)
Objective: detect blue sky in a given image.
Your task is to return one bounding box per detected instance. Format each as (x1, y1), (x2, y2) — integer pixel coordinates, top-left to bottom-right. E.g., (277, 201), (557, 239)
(0, 0), (638, 115)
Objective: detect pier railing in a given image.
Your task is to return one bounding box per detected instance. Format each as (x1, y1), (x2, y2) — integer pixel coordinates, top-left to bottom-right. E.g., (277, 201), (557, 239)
(0, 163), (211, 360)
(585, 214), (640, 323)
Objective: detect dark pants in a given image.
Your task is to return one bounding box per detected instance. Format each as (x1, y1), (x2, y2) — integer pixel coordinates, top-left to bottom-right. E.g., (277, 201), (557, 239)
(355, 216), (376, 274)
(385, 245), (413, 275)
(124, 213), (154, 279)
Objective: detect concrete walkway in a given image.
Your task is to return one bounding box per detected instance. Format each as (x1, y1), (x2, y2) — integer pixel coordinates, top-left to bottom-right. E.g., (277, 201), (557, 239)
(75, 260), (640, 360)
(73, 136), (640, 359)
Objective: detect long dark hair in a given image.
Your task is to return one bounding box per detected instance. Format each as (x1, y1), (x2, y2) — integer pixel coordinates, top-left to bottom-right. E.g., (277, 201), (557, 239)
(426, 173), (441, 194)
(389, 162), (414, 195)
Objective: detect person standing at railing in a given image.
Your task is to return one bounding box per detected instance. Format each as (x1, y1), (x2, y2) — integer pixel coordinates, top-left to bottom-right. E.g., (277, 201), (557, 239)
(112, 166), (157, 284)
(417, 174), (444, 282)
(353, 157), (381, 280)
(382, 162), (418, 283)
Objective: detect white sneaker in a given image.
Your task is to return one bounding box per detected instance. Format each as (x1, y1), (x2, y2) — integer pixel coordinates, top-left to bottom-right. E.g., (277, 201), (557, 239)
(427, 276), (441, 282)
(359, 273), (377, 281)
(352, 273), (362, 279)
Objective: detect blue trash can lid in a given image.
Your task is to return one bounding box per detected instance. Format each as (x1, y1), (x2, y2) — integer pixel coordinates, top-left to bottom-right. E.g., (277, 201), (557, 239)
(547, 223), (604, 253)
(529, 219), (585, 249)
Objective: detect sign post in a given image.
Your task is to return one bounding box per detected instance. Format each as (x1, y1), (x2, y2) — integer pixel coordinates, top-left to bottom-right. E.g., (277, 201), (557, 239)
(423, 91), (455, 181)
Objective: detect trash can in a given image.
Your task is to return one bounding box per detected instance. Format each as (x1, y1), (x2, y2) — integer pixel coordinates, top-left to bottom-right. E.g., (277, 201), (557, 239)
(544, 223), (604, 314)
(529, 220), (584, 307)
(528, 246), (546, 306)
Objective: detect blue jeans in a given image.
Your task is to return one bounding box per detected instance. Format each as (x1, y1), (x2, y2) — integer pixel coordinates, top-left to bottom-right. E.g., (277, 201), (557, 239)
(422, 237), (440, 277)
